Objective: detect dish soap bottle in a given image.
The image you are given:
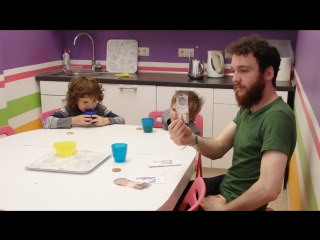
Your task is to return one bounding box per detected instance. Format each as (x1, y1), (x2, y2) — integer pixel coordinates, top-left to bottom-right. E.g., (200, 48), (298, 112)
(63, 48), (70, 71)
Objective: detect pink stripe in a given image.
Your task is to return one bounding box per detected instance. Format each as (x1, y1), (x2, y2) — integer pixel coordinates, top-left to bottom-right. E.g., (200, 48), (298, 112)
(296, 77), (320, 159)
(5, 66), (62, 83)
(0, 81), (4, 88)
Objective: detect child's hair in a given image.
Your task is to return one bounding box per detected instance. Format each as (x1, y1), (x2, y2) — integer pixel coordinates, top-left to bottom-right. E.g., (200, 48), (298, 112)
(170, 90), (204, 121)
(66, 76), (104, 109)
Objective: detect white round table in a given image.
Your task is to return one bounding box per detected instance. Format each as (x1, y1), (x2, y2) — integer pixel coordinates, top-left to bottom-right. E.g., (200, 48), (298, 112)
(0, 125), (196, 210)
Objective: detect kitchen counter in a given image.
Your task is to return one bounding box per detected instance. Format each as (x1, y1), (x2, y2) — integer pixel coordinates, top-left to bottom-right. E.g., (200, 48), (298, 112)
(35, 70), (296, 109)
(35, 70), (295, 91)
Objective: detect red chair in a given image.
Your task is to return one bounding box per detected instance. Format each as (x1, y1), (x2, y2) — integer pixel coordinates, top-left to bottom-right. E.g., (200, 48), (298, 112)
(40, 108), (60, 127)
(148, 110), (203, 177)
(179, 177), (206, 211)
(0, 125), (16, 136)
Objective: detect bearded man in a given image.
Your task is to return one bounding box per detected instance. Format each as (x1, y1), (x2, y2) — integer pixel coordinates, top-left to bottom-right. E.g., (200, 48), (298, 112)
(170, 35), (297, 211)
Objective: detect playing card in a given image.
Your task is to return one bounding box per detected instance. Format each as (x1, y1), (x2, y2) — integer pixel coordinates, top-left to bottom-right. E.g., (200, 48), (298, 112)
(133, 175), (166, 184)
(176, 93), (189, 123)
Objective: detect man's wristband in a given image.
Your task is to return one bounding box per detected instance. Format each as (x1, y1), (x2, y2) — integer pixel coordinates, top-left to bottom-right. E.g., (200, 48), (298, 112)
(189, 135), (198, 146)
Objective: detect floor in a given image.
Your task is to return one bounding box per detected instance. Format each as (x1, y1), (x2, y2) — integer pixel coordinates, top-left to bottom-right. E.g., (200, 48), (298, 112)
(191, 167), (288, 211)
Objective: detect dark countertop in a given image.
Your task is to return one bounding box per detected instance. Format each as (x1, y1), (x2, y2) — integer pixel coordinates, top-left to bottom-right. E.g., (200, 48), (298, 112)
(35, 70), (296, 92)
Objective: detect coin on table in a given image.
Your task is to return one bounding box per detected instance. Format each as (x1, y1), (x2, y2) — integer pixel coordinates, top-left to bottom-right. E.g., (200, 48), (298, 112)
(66, 132), (74, 135)
(136, 127), (143, 130)
(112, 168), (121, 172)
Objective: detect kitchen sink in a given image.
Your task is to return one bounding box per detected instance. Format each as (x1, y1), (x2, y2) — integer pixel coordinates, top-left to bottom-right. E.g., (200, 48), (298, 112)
(35, 69), (130, 80)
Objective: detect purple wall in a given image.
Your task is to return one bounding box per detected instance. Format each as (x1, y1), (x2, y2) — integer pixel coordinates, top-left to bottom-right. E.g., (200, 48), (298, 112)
(295, 30), (320, 124)
(0, 30), (297, 70)
(64, 30), (298, 64)
(1, 30), (64, 70)
(0, 32), (4, 72)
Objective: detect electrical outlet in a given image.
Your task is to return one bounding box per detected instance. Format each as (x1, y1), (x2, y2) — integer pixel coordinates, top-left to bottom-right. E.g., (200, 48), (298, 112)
(224, 50), (232, 59)
(138, 47), (149, 56)
(178, 48), (194, 58)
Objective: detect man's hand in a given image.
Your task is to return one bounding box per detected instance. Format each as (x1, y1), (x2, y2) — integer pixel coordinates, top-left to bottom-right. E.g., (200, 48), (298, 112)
(200, 194), (227, 211)
(168, 119), (193, 146)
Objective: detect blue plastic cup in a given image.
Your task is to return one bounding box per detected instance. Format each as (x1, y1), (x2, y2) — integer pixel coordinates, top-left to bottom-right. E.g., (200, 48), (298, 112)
(84, 109), (97, 116)
(111, 143), (128, 163)
(84, 110), (97, 123)
(141, 117), (154, 133)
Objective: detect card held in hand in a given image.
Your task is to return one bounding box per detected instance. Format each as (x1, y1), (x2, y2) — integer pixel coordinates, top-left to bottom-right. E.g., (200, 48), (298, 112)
(176, 93), (189, 123)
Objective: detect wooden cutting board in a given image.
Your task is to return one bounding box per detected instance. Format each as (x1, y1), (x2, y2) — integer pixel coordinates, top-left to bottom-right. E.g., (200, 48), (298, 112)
(106, 39), (138, 73)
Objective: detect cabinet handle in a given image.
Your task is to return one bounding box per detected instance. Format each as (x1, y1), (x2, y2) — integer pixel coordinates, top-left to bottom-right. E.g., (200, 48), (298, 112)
(119, 85), (137, 90)
(175, 88), (195, 92)
(62, 98), (66, 102)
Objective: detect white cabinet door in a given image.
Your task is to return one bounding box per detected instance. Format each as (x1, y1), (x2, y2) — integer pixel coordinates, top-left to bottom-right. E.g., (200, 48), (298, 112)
(212, 103), (240, 169)
(103, 84), (156, 126)
(157, 86), (214, 168)
(212, 89), (239, 169)
(277, 91), (288, 103)
(40, 95), (67, 112)
(40, 81), (68, 112)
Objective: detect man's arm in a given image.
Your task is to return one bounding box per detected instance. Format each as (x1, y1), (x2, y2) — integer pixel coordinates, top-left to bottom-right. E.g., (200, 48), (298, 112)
(193, 121), (236, 160)
(201, 150), (287, 211)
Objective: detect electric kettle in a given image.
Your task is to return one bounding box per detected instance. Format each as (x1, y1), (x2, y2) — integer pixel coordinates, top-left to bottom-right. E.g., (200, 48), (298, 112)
(207, 50), (224, 78)
(188, 56), (205, 79)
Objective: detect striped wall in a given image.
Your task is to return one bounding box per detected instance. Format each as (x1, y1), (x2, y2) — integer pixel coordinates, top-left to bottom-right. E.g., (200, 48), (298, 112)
(1, 61), (62, 133)
(287, 68), (320, 210)
(0, 59), (235, 134)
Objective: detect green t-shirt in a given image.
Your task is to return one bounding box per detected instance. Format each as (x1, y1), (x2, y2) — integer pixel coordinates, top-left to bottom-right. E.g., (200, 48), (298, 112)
(219, 97), (296, 211)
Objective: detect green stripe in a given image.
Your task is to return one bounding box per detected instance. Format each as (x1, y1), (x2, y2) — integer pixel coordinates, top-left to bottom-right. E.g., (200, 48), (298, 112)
(0, 108), (9, 125)
(7, 92), (41, 118)
(295, 106), (318, 210)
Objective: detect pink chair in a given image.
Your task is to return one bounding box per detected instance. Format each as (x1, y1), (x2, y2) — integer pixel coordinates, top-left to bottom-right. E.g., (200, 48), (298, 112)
(40, 108), (60, 127)
(194, 114), (203, 178)
(148, 110), (204, 177)
(179, 177), (206, 211)
(148, 110), (163, 128)
(0, 125), (16, 136)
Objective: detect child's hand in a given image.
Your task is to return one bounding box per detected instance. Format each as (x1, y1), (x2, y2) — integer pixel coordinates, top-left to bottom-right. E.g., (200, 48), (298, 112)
(72, 115), (94, 126)
(92, 115), (110, 126)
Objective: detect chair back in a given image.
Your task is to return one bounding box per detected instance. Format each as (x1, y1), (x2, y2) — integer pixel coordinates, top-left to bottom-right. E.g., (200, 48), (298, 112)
(40, 108), (60, 127)
(179, 177), (206, 211)
(194, 113), (203, 137)
(148, 110), (164, 129)
(0, 125), (16, 137)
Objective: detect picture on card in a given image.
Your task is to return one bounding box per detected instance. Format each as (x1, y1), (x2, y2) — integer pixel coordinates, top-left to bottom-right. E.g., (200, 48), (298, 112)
(176, 93), (189, 123)
(133, 175), (166, 184)
(147, 158), (181, 168)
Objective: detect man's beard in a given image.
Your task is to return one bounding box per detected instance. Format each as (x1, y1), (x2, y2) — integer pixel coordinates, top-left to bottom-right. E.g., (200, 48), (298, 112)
(234, 74), (266, 109)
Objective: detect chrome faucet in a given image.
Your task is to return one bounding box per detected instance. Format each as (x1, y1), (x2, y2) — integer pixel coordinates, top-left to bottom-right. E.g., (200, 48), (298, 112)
(73, 32), (101, 71)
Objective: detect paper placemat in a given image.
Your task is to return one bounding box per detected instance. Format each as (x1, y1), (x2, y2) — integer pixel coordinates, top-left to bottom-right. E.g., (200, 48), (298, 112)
(26, 150), (111, 174)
